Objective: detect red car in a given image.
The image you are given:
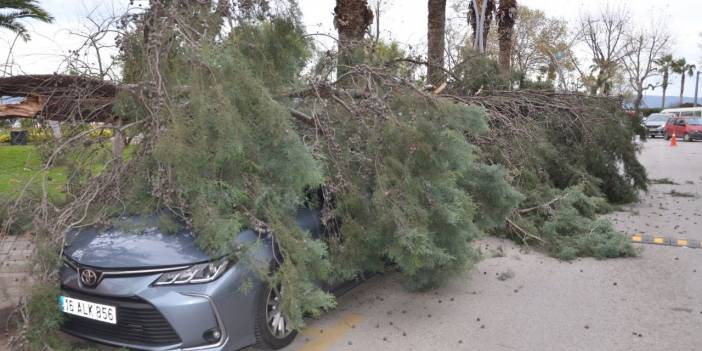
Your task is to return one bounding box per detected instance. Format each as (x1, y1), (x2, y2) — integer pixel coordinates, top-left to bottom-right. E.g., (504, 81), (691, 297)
(664, 117), (702, 142)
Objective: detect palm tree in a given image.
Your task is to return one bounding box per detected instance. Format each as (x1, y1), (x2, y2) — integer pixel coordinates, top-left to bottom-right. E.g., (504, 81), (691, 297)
(496, 0), (517, 74)
(0, 0), (53, 41)
(334, 0), (373, 81)
(655, 54), (674, 108)
(672, 58), (696, 107)
(427, 0), (447, 87)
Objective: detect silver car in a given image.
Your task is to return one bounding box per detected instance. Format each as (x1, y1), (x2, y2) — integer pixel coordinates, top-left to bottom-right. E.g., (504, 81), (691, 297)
(59, 208), (347, 350)
(644, 113), (673, 138)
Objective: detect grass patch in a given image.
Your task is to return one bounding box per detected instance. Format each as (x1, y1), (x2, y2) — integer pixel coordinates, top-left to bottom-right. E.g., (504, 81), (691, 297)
(0, 145), (66, 200)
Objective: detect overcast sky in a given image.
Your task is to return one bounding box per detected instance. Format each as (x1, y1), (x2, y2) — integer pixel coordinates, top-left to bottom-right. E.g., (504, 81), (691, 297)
(2, 0), (701, 97)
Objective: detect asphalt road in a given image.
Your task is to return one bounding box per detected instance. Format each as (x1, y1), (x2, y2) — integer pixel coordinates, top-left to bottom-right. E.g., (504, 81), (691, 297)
(282, 138), (702, 351)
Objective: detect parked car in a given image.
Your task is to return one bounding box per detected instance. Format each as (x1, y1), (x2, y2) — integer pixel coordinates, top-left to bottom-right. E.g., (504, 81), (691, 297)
(59, 208), (359, 350)
(644, 113), (673, 138)
(664, 117), (702, 142)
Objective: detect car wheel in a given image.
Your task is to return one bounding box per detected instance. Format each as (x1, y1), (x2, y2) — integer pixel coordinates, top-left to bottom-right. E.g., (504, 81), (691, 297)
(253, 283), (297, 349)
(665, 133), (671, 140)
(684, 134), (691, 142)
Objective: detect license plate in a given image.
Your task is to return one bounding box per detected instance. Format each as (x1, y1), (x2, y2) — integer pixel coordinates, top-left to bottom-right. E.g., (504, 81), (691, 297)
(59, 295), (117, 324)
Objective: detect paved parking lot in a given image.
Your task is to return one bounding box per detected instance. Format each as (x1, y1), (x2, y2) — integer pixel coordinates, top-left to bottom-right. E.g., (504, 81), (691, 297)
(283, 138), (702, 351)
(0, 234), (33, 335)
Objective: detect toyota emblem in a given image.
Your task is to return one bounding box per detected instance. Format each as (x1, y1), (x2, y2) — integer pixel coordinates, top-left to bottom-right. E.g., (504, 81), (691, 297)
(80, 269), (101, 288)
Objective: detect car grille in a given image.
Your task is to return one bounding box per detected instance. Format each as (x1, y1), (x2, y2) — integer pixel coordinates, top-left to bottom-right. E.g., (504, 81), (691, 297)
(61, 289), (181, 347)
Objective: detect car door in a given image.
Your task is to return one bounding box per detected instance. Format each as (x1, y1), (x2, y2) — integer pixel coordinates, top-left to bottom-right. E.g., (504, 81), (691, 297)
(674, 119), (686, 136)
(665, 117), (678, 136)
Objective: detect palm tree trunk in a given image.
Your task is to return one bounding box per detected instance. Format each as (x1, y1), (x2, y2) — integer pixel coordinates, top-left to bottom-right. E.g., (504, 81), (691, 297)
(661, 73), (668, 108)
(334, 0), (374, 82)
(679, 74), (686, 106)
(427, 0), (446, 87)
(496, 0), (517, 74)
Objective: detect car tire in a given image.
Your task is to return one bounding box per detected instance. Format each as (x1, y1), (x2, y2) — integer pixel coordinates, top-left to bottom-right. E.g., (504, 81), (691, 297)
(665, 133), (671, 140)
(253, 283), (298, 350)
(684, 134), (691, 142)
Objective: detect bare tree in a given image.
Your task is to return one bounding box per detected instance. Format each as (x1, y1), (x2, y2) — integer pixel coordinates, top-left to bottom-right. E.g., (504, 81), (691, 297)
(622, 22), (670, 118)
(496, 0), (517, 74)
(427, 0), (446, 86)
(334, 0), (374, 80)
(578, 6), (631, 96)
(65, 10), (125, 81)
(511, 7), (573, 90)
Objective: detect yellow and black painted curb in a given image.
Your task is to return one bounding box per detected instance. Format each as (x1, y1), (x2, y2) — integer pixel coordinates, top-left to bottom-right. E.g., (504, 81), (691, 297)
(630, 234), (701, 249)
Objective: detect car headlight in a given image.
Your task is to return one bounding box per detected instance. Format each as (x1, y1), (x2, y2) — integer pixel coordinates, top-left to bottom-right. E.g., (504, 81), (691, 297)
(153, 258), (229, 286)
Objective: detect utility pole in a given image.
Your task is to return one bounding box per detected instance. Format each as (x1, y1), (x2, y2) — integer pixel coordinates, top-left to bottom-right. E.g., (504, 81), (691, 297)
(695, 71), (700, 107)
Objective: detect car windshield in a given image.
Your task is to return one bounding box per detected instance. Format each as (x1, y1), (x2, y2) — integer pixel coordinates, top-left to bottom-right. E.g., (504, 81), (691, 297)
(687, 118), (702, 125)
(648, 115), (669, 122)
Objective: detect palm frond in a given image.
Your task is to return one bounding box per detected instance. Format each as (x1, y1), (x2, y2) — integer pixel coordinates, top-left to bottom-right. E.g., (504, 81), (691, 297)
(0, 0), (53, 23)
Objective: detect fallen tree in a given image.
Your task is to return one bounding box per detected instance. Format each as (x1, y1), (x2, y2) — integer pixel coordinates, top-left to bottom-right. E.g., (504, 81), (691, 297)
(2, 2), (645, 349)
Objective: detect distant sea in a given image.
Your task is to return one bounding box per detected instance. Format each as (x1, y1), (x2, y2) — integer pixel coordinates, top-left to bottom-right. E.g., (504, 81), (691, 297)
(638, 96), (700, 109)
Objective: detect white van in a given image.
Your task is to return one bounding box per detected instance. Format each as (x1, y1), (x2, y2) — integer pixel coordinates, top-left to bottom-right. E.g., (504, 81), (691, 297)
(660, 107), (702, 117)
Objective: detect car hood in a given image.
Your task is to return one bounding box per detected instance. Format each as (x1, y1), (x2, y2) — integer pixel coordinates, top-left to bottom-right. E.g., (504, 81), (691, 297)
(64, 217), (211, 269)
(645, 121), (666, 127)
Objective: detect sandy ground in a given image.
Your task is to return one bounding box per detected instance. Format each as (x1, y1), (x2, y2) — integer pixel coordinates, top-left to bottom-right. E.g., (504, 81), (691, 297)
(282, 138), (702, 351)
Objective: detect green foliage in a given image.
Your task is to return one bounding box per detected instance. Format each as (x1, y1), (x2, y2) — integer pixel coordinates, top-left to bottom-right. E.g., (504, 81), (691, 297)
(367, 40), (414, 79)
(24, 283), (63, 349)
(112, 20), (333, 327)
(102, 15), (522, 327)
(295, 95), (522, 291)
(233, 18), (312, 93)
(536, 186), (636, 260)
(453, 48), (509, 94)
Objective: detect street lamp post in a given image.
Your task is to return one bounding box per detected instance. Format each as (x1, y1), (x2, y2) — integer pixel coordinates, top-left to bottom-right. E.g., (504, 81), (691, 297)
(695, 71), (701, 107)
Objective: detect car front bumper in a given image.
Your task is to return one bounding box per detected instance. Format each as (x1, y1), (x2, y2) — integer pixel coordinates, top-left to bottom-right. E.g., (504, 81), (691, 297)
(59, 263), (262, 351)
(646, 127), (665, 136)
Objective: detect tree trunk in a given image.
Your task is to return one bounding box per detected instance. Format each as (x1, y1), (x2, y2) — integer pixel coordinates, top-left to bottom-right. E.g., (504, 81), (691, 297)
(334, 0), (374, 82)
(468, 0), (494, 53)
(661, 73), (668, 108)
(634, 90), (643, 121)
(427, 0), (446, 87)
(679, 74), (686, 106)
(496, 0), (517, 74)
(112, 121), (125, 161)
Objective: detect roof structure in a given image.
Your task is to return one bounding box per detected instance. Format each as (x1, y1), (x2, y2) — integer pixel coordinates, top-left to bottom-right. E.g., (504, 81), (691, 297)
(0, 74), (123, 122)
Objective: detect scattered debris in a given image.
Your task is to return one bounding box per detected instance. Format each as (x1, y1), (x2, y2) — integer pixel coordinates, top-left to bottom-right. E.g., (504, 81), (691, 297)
(650, 178), (679, 185)
(497, 270), (515, 281)
(668, 190), (696, 198)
